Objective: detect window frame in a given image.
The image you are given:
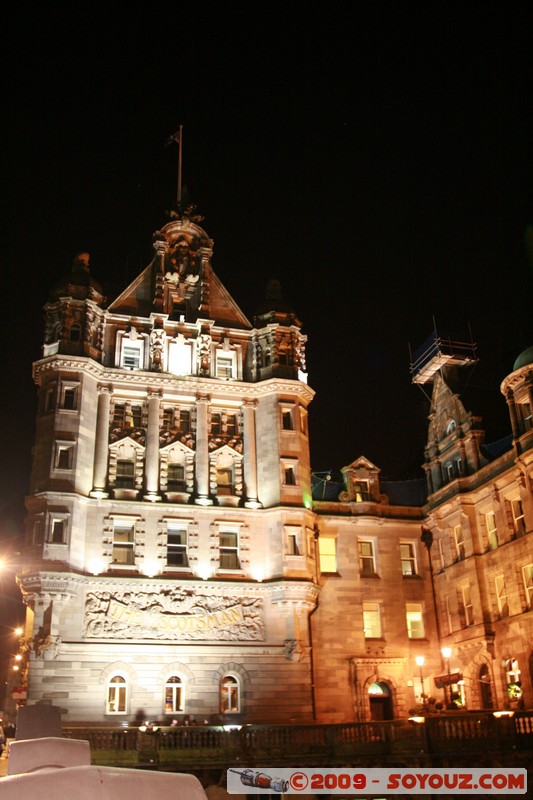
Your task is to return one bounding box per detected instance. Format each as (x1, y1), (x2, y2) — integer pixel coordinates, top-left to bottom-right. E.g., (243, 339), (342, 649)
(107, 674), (128, 715)
(219, 530), (241, 571)
(111, 518), (136, 567)
(522, 564), (533, 608)
(400, 541), (417, 576)
(318, 536), (337, 573)
(405, 602), (425, 639)
(495, 574), (508, 617)
(453, 524), (465, 561)
(164, 675), (185, 714)
(358, 538), (377, 577)
(461, 584), (474, 627)
(166, 522), (189, 569)
(220, 674), (240, 714)
(363, 601), (382, 638)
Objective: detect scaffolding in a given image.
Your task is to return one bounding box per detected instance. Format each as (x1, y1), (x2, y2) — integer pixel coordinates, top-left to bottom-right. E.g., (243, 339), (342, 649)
(409, 328), (477, 385)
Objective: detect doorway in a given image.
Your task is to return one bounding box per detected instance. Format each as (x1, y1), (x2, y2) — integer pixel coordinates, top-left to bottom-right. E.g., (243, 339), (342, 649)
(368, 681), (393, 720)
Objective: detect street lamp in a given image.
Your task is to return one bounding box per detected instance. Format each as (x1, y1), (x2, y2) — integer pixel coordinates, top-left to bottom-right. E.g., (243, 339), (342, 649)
(415, 656), (426, 710)
(442, 646), (452, 708)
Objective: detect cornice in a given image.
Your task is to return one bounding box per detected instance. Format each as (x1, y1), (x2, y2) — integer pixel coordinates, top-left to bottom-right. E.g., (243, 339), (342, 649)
(32, 356), (315, 401)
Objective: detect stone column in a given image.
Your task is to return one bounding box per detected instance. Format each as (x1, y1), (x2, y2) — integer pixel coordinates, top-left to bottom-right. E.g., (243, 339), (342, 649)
(144, 389), (162, 501)
(90, 384), (112, 498)
(194, 394), (213, 505)
(243, 399), (262, 508)
(506, 391), (520, 440)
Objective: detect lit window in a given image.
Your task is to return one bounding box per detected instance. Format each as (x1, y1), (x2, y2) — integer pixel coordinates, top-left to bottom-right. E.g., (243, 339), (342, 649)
(453, 525), (465, 561)
(220, 532), (240, 570)
(400, 542), (417, 576)
(461, 585), (474, 627)
(363, 602), (382, 638)
(495, 575), (508, 617)
(107, 674), (127, 714)
(318, 537), (337, 572)
(167, 524), (188, 567)
(522, 564), (533, 607)
(358, 540), (376, 577)
(116, 460), (135, 489)
(112, 520), (135, 566)
(486, 512), (498, 550)
(353, 481), (370, 502)
(406, 603), (424, 639)
(216, 465), (234, 495)
(165, 676), (184, 714)
(511, 498), (526, 538)
(167, 463), (186, 492)
(162, 407), (175, 431)
(168, 340), (192, 376)
(220, 675), (240, 713)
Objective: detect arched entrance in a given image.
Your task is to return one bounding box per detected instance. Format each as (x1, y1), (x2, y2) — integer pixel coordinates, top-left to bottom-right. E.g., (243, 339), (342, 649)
(479, 664), (494, 709)
(368, 681), (393, 720)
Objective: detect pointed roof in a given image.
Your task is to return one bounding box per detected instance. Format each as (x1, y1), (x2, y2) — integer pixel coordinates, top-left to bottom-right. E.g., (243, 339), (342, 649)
(108, 215), (251, 328)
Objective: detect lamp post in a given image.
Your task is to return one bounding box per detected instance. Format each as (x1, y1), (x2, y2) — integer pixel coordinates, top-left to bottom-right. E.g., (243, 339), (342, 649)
(442, 646), (452, 709)
(415, 656), (426, 711)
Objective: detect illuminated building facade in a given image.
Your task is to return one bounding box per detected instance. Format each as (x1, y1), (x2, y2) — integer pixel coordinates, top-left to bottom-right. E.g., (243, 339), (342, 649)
(15, 208), (533, 725)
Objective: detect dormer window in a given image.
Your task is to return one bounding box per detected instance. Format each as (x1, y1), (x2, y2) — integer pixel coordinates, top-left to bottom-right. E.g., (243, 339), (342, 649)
(353, 480), (370, 502)
(216, 354), (234, 379)
(122, 345), (142, 369)
(117, 329), (145, 371)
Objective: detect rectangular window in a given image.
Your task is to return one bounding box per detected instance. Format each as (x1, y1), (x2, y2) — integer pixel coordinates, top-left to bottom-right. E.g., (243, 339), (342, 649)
(179, 409), (191, 434)
(216, 354), (234, 379)
(32, 519), (44, 546)
(220, 532), (240, 570)
(162, 407), (175, 431)
(112, 521), (135, 566)
(495, 575), (508, 617)
(55, 444), (73, 470)
(49, 519), (66, 544)
(44, 384), (56, 413)
(116, 460), (135, 489)
(453, 525), (465, 561)
(363, 602), (382, 638)
(62, 387), (77, 410)
(167, 463), (186, 492)
(318, 537), (337, 572)
(282, 409), (293, 430)
(122, 345), (142, 370)
(210, 413), (221, 436)
(358, 540), (376, 577)
(520, 400), (532, 430)
(353, 480), (370, 502)
(461, 585), (474, 627)
(216, 466), (234, 495)
(287, 532), (300, 555)
(522, 564), (533, 608)
(511, 498), (526, 538)
(284, 465), (296, 486)
(400, 542), (417, 576)
(167, 525), (188, 567)
(486, 511), (498, 550)
(406, 603), (425, 639)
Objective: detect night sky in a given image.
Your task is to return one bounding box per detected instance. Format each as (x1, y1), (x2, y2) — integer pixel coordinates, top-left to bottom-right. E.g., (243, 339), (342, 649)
(1, 4), (533, 635)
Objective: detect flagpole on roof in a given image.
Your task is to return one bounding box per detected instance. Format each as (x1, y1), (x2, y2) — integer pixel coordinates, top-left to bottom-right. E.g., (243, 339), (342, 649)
(177, 123), (183, 209)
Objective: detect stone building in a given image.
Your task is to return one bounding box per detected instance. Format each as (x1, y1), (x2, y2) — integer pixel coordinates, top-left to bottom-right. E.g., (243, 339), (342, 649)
(14, 206), (533, 725)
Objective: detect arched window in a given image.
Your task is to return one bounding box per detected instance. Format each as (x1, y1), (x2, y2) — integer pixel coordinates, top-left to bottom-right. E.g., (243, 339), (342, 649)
(220, 675), (240, 713)
(107, 674), (127, 714)
(165, 675), (184, 714)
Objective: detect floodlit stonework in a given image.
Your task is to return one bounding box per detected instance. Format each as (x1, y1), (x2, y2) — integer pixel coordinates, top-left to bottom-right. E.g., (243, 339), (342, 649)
(14, 208), (533, 726)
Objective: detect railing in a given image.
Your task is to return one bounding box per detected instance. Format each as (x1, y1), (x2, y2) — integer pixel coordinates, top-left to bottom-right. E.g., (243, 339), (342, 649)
(63, 712), (533, 771)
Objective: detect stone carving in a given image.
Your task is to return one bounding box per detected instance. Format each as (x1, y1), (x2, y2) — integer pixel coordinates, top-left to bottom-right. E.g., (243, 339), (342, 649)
(34, 634), (61, 660)
(197, 327), (211, 376)
(150, 326), (165, 371)
(84, 588), (264, 641)
(283, 638), (303, 662)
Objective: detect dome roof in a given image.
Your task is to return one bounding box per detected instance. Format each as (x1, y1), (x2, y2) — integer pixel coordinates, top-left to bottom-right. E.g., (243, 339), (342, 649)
(513, 345), (533, 372)
(50, 252), (104, 304)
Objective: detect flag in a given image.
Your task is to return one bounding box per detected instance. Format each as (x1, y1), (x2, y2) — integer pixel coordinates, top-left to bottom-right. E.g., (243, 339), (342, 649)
(165, 129), (181, 147)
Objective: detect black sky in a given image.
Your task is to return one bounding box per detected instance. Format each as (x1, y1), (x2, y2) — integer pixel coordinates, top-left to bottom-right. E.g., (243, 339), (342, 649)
(1, 1), (533, 570)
